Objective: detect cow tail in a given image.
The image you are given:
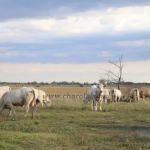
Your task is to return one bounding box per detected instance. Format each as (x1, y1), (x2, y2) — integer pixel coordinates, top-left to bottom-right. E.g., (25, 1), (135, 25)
(28, 89), (39, 119)
(31, 89), (38, 107)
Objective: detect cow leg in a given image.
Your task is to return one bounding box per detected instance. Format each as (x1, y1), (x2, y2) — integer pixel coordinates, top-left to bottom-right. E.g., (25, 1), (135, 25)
(0, 106), (4, 117)
(30, 106), (35, 119)
(114, 97), (117, 103)
(94, 100), (97, 111)
(135, 97), (137, 102)
(7, 104), (16, 117)
(30, 101), (36, 119)
(92, 96), (97, 111)
(137, 96), (140, 101)
(7, 109), (12, 117)
(91, 100), (94, 110)
(104, 99), (106, 104)
(99, 101), (102, 111)
(99, 96), (103, 111)
(104, 96), (107, 104)
(24, 104), (30, 118)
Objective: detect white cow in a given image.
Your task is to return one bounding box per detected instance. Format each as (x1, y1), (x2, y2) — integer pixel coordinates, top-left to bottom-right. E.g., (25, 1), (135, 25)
(111, 88), (122, 102)
(22, 87), (51, 107)
(102, 89), (111, 104)
(0, 86), (11, 99)
(129, 88), (140, 102)
(0, 86), (11, 90)
(0, 88), (38, 118)
(84, 85), (100, 111)
(84, 82), (106, 111)
(36, 89), (51, 107)
(5, 87), (51, 117)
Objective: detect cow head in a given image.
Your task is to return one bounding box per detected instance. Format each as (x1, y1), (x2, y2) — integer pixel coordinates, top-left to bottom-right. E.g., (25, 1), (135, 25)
(99, 79), (107, 90)
(99, 81), (106, 95)
(99, 79), (107, 86)
(43, 95), (51, 107)
(84, 95), (91, 104)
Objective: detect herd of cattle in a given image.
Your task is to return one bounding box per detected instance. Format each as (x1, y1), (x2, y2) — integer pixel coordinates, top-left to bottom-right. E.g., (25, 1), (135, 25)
(84, 82), (150, 111)
(0, 83), (149, 118)
(0, 86), (51, 118)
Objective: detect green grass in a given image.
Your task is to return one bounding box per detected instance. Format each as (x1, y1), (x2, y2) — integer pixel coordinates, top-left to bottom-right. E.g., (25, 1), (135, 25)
(1, 99), (150, 150)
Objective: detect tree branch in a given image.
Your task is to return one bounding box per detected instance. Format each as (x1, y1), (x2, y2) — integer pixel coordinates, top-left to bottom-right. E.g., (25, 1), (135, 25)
(99, 55), (124, 90)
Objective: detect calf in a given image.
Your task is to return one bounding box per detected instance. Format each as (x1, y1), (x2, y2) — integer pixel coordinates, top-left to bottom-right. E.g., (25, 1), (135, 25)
(111, 88), (122, 102)
(102, 89), (111, 104)
(36, 89), (51, 107)
(145, 90), (150, 98)
(129, 88), (140, 102)
(139, 91), (145, 100)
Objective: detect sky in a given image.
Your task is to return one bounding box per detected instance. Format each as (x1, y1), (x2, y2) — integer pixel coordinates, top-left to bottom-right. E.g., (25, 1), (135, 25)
(0, 0), (150, 83)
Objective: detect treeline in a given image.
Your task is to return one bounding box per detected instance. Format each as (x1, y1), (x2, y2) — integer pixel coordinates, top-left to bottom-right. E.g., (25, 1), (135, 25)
(51, 81), (150, 86)
(0, 81), (150, 86)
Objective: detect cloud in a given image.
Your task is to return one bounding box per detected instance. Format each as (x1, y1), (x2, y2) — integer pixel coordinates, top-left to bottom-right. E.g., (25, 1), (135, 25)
(100, 15), (114, 25)
(0, 0), (150, 21)
(0, 1), (149, 67)
(0, 30), (150, 64)
(116, 39), (150, 47)
(0, 5), (150, 43)
(52, 52), (69, 58)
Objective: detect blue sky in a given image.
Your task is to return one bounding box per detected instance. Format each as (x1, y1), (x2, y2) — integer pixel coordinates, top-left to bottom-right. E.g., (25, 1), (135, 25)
(0, 0), (150, 83)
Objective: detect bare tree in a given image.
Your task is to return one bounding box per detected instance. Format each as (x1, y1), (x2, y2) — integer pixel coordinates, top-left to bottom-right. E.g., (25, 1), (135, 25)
(99, 55), (125, 90)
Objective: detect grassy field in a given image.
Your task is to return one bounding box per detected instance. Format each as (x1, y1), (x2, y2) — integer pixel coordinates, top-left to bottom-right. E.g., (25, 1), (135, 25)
(0, 85), (150, 150)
